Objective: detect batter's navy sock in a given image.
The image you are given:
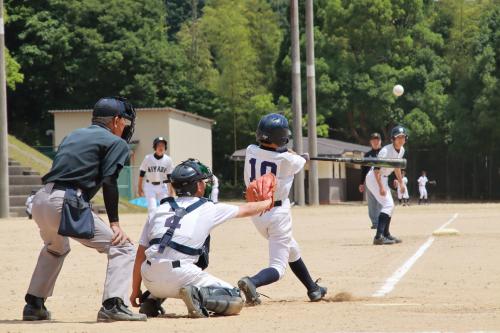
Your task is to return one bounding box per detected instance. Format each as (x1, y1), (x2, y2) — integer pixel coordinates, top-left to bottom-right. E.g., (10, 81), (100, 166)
(289, 258), (317, 291)
(375, 213), (390, 239)
(383, 216), (392, 237)
(250, 267), (280, 288)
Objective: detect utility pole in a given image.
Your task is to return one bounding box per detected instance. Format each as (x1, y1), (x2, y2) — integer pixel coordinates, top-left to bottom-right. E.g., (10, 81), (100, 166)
(305, 0), (319, 205)
(0, 0), (9, 218)
(290, 0), (305, 206)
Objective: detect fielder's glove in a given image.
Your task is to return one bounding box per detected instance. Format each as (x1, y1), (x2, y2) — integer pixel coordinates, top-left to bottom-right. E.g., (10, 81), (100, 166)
(245, 173), (276, 211)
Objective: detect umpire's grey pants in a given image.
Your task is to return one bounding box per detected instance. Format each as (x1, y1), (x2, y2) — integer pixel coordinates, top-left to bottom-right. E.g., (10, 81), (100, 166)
(366, 187), (382, 227)
(28, 184), (135, 302)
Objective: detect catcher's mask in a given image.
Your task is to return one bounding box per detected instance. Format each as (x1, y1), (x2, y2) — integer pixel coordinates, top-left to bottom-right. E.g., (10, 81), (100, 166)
(170, 159), (213, 197)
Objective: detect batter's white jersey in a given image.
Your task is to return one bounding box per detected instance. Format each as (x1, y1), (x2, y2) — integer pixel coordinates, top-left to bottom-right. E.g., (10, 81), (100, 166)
(139, 198), (239, 298)
(139, 154), (174, 183)
(376, 144), (405, 176)
(243, 145), (306, 277)
(244, 145), (305, 204)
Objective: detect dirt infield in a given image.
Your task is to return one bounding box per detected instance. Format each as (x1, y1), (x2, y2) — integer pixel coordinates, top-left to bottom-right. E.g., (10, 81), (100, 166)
(1, 203), (499, 332)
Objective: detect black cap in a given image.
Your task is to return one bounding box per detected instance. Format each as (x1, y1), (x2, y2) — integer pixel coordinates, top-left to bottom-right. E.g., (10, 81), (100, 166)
(92, 97), (135, 120)
(370, 132), (381, 140)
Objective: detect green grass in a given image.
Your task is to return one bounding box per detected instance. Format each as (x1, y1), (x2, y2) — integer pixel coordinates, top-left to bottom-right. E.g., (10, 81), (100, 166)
(8, 134), (145, 213)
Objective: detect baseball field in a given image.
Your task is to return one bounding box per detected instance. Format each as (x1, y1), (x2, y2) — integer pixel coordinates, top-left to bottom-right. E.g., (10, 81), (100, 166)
(1, 202), (499, 332)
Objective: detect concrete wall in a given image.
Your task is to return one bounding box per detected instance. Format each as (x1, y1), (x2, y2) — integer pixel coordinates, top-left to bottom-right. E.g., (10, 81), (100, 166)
(168, 111), (213, 169)
(53, 112), (92, 147)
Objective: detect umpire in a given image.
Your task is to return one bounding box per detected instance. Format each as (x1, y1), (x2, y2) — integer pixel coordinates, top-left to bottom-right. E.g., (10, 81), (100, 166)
(23, 97), (146, 322)
(359, 132), (383, 229)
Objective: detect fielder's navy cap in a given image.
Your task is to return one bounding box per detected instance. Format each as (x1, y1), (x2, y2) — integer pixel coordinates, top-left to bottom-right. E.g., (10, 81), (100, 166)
(370, 132), (381, 139)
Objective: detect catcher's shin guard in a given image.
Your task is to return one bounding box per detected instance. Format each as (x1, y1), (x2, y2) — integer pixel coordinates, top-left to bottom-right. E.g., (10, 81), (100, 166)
(199, 286), (244, 316)
(139, 290), (166, 317)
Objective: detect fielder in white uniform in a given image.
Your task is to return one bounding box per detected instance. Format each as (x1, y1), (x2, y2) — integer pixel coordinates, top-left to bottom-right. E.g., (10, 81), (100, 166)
(210, 175), (219, 203)
(397, 170), (410, 205)
(138, 137), (174, 213)
(365, 125), (407, 245)
(418, 171), (428, 204)
(129, 159), (274, 318)
(237, 113), (326, 306)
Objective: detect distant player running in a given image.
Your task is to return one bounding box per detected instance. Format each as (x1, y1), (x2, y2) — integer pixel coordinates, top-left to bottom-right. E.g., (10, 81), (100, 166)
(238, 113), (327, 305)
(137, 137), (174, 213)
(365, 125), (407, 245)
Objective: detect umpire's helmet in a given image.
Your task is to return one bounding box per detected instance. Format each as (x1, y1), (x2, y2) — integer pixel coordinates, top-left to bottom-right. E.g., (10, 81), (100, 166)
(170, 159), (213, 197)
(256, 113), (291, 147)
(153, 137), (167, 149)
(93, 96), (136, 143)
(391, 125), (408, 140)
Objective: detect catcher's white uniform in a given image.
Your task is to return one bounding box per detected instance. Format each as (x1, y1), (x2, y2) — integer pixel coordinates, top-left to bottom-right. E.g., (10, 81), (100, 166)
(365, 144), (405, 216)
(244, 144), (305, 277)
(139, 198), (238, 298)
(139, 154), (174, 213)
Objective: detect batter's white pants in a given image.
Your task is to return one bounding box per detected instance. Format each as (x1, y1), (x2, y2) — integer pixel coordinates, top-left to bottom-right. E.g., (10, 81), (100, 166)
(142, 259), (233, 299)
(143, 182), (169, 213)
(365, 170), (395, 217)
(419, 186), (428, 199)
(251, 203), (301, 278)
(397, 186), (409, 199)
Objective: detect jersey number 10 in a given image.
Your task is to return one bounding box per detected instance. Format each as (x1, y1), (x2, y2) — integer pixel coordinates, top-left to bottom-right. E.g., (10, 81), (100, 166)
(249, 158), (277, 182)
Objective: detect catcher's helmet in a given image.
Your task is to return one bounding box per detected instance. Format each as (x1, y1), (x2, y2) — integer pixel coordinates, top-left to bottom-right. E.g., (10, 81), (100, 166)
(391, 125), (408, 140)
(170, 159), (213, 197)
(93, 96), (136, 143)
(256, 113), (291, 147)
(153, 137), (167, 149)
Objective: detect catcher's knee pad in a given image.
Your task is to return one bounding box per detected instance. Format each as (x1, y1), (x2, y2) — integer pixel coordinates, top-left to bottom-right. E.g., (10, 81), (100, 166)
(139, 290), (166, 317)
(199, 287), (243, 316)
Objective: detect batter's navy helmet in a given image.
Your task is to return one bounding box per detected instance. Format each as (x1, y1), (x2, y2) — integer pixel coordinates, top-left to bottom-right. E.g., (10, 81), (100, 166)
(391, 125), (408, 140)
(256, 113), (291, 147)
(153, 137), (167, 149)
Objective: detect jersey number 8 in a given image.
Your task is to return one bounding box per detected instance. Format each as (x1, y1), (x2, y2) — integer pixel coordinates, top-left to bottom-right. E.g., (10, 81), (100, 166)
(249, 158), (277, 182)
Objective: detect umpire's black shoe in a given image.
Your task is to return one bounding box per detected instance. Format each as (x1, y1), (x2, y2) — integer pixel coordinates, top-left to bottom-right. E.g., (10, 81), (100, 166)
(23, 294), (51, 321)
(385, 234), (402, 244)
(179, 286), (209, 318)
(373, 236), (396, 245)
(238, 277), (261, 306)
(308, 283), (327, 302)
(23, 304), (51, 321)
(97, 298), (146, 322)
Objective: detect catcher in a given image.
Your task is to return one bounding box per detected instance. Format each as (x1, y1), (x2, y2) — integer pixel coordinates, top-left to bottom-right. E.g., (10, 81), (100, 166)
(129, 159), (275, 318)
(238, 113), (327, 306)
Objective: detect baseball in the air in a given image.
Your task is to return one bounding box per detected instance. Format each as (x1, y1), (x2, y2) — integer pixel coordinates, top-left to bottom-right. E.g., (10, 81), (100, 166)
(393, 84), (404, 97)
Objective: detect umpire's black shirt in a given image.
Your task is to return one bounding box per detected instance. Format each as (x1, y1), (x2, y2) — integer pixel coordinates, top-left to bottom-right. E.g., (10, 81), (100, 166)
(360, 148), (381, 185)
(42, 124), (129, 199)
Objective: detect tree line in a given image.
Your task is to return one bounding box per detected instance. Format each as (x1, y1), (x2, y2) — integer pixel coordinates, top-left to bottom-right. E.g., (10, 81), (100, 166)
(5, 0), (500, 199)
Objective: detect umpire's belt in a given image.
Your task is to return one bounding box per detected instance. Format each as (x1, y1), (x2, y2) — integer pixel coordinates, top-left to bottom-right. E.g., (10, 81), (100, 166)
(146, 180), (168, 185)
(149, 238), (203, 256)
(146, 259), (180, 268)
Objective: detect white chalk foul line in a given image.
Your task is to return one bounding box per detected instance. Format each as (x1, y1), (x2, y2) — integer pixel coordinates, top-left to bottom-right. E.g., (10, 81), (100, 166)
(372, 213), (459, 298)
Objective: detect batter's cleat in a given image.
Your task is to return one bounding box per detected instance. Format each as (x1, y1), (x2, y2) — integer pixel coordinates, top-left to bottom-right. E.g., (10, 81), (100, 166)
(180, 286), (208, 318)
(238, 277), (261, 306)
(97, 298), (147, 322)
(308, 283), (327, 302)
(373, 236), (396, 245)
(385, 234), (402, 243)
(22, 304), (51, 321)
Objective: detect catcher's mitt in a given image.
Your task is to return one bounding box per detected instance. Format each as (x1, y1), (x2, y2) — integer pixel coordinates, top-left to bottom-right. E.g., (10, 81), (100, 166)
(246, 173), (276, 209)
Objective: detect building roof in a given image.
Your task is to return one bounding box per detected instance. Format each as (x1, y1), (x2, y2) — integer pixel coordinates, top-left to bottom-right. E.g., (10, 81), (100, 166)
(48, 107), (215, 124)
(231, 137), (370, 161)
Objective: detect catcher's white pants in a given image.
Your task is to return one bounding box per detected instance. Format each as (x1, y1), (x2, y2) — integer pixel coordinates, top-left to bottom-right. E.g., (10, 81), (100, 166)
(419, 186), (428, 199)
(365, 170), (395, 217)
(251, 199), (301, 278)
(143, 182), (169, 213)
(397, 186), (409, 199)
(141, 259), (233, 299)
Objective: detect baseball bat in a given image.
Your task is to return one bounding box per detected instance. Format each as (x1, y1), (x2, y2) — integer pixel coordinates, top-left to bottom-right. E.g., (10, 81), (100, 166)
(310, 156), (406, 168)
